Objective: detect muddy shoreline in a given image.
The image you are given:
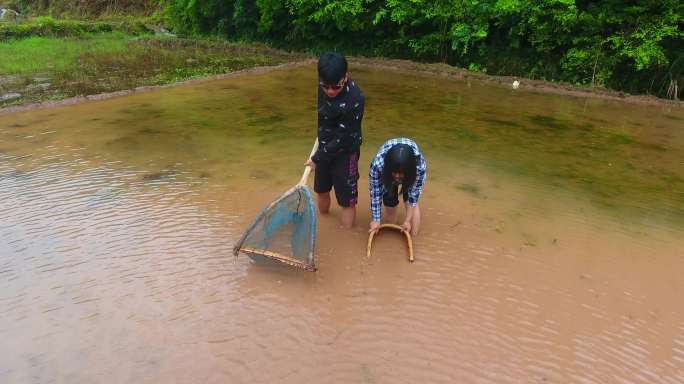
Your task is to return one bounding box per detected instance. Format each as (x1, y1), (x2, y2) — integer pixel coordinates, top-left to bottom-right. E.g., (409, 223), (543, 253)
(1, 57), (681, 117)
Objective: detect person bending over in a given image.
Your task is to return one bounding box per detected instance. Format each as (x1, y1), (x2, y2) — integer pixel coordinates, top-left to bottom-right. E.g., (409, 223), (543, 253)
(369, 138), (427, 236)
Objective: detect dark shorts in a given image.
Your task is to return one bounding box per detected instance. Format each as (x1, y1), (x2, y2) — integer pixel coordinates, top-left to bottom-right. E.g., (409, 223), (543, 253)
(314, 151), (359, 207)
(383, 185), (409, 208)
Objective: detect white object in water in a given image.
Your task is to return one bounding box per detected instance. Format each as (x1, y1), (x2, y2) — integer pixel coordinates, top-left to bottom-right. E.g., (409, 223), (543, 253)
(512, 80), (520, 90)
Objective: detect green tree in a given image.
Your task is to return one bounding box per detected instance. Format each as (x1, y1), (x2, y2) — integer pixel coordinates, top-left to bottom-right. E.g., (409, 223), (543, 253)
(159, 0), (683, 98)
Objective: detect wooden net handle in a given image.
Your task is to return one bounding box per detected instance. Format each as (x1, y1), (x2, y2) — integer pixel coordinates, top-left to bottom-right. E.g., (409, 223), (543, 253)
(298, 138), (320, 186)
(367, 224), (414, 262)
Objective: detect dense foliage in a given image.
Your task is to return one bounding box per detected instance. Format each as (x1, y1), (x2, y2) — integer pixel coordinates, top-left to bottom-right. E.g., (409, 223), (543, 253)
(159, 0), (683, 98)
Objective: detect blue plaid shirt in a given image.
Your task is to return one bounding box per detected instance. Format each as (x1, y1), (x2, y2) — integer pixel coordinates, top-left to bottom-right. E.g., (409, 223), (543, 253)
(369, 138), (427, 222)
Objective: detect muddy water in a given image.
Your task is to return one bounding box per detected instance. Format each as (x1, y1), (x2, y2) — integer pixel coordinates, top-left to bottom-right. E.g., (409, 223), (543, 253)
(1, 64), (683, 383)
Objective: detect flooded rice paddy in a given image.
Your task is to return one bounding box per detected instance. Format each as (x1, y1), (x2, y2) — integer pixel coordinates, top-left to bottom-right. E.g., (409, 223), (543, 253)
(1, 63), (683, 383)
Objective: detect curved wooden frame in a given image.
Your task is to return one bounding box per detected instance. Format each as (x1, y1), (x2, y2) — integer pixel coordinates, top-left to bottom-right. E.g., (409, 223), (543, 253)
(366, 224), (414, 262)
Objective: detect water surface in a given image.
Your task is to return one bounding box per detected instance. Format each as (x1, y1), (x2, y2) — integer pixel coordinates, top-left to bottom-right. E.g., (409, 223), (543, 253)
(1, 64), (683, 383)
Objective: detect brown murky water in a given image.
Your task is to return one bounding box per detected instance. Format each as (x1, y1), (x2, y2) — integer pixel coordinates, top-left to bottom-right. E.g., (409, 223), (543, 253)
(1, 64), (683, 383)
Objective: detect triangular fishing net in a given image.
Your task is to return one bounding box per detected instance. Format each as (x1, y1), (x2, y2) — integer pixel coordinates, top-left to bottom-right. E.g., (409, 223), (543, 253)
(233, 185), (317, 271)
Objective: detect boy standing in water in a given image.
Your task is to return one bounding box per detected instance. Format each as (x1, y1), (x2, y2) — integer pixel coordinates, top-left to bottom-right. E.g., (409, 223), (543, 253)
(305, 52), (365, 228)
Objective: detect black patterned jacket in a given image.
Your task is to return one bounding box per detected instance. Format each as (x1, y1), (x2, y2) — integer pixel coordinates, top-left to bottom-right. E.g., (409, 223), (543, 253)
(311, 78), (365, 163)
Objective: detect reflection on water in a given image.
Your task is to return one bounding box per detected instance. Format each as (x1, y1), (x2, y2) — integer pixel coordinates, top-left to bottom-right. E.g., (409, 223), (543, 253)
(0, 64), (683, 383)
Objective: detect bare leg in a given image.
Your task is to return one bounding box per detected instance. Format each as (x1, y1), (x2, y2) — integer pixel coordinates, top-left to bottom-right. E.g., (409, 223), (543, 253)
(317, 192), (331, 214)
(340, 206), (356, 228)
(384, 206), (398, 224)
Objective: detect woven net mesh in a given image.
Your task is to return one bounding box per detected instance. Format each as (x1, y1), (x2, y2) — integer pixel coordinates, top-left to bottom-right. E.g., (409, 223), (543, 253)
(234, 185), (317, 270)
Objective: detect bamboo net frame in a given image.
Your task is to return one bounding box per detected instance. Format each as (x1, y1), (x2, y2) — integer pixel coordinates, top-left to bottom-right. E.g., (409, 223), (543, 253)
(366, 223), (414, 262)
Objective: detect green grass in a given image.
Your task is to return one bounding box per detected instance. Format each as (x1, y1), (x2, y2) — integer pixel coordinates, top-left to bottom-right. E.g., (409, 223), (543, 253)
(0, 33), (131, 74)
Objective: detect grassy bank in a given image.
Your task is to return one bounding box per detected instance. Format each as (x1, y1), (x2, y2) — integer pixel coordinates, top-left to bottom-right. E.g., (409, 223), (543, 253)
(0, 30), (305, 107)
(0, 16), (151, 39)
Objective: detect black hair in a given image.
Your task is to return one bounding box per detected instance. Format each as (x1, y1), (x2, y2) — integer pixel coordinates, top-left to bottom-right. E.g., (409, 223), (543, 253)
(382, 144), (418, 191)
(317, 52), (348, 85)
